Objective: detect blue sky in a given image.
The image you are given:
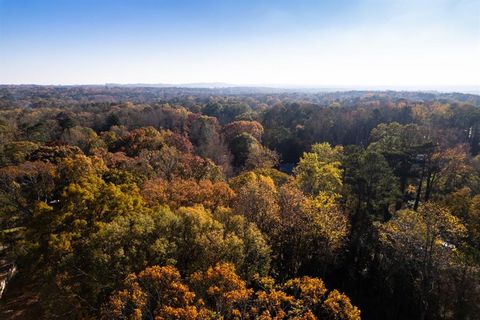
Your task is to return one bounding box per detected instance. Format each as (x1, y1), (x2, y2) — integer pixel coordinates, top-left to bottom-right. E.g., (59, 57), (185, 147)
(0, 0), (479, 87)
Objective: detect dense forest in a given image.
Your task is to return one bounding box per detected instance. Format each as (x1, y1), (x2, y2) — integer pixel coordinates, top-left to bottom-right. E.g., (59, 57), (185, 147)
(0, 85), (479, 320)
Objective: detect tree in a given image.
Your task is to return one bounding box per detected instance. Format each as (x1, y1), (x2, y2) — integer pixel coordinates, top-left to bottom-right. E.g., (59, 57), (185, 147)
(60, 125), (106, 154)
(378, 202), (467, 320)
(114, 126), (165, 157)
(274, 184), (349, 277)
(141, 178), (235, 210)
(105, 263), (361, 320)
(223, 120), (264, 142)
(173, 206), (268, 275)
(27, 145), (84, 164)
(294, 143), (343, 197)
(429, 145), (478, 198)
(252, 168), (293, 187)
(229, 132), (278, 170)
(231, 172), (280, 237)
(300, 193), (350, 275)
(104, 265), (201, 320)
(321, 289), (361, 320)
(244, 140), (279, 171)
(188, 114), (231, 173)
(0, 141), (39, 166)
(368, 123), (433, 209)
(467, 195), (480, 248)
(189, 263), (252, 317)
(343, 146), (400, 220)
(0, 161), (57, 250)
(138, 146), (182, 180)
(56, 112), (76, 131)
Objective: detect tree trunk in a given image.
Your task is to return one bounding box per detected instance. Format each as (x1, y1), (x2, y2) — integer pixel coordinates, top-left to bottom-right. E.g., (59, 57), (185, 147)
(414, 158), (426, 211)
(396, 160), (410, 210)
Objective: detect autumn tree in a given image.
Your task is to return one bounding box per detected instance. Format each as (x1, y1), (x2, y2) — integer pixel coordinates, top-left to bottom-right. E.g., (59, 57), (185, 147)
(294, 143), (343, 197)
(114, 126), (165, 157)
(104, 265), (202, 319)
(105, 263), (361, 320)
(274, 183), (349, 276)
(60, 125), (106, 154)
(141, 178), (235, 210)
(378, 202), (467, 320)
(321, 289), (362, 320)
(0, 160), (57, 250)
(428, 144), (479, 200)
(223, 120), (264, 142)
(299, 193), (350, 275)
(467, 195), (480, 248)
(229, 132), (278, 171)
(188, 114), (232, 173)
(0, 141), (39, 166)
(172, 206), (271, 275)
(231, 172), (280, 237)
(189, 262), (252, 317)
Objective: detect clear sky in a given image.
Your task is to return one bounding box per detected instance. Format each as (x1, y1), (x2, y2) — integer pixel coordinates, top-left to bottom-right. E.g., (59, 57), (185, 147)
(0, 0), (479, 88)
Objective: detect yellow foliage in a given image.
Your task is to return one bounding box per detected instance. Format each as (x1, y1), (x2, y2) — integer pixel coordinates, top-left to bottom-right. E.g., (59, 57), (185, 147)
(322, 290), (361, 320)
(294, 143), (343, 196)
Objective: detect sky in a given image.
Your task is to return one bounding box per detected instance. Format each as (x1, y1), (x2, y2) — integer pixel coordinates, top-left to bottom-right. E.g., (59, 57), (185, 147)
(0, 0), (479, 88)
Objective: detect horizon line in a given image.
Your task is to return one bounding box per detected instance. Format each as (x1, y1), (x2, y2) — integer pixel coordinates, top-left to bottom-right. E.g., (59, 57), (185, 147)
(1, 83), (479, 94)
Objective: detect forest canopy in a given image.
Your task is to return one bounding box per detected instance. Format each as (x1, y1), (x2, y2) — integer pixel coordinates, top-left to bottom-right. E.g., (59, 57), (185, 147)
(0, 86), (479, 320)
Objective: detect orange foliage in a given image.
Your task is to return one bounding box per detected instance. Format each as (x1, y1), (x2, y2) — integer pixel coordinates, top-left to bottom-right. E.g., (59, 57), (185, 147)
(223, 120), (264, 142)
(141, 178), (235, 210)
(105, 263), (361, 320)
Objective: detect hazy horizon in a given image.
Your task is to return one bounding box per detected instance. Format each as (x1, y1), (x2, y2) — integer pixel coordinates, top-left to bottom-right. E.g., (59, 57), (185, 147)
(1, 0), (479, 87)
(1, 82), (479, 95)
